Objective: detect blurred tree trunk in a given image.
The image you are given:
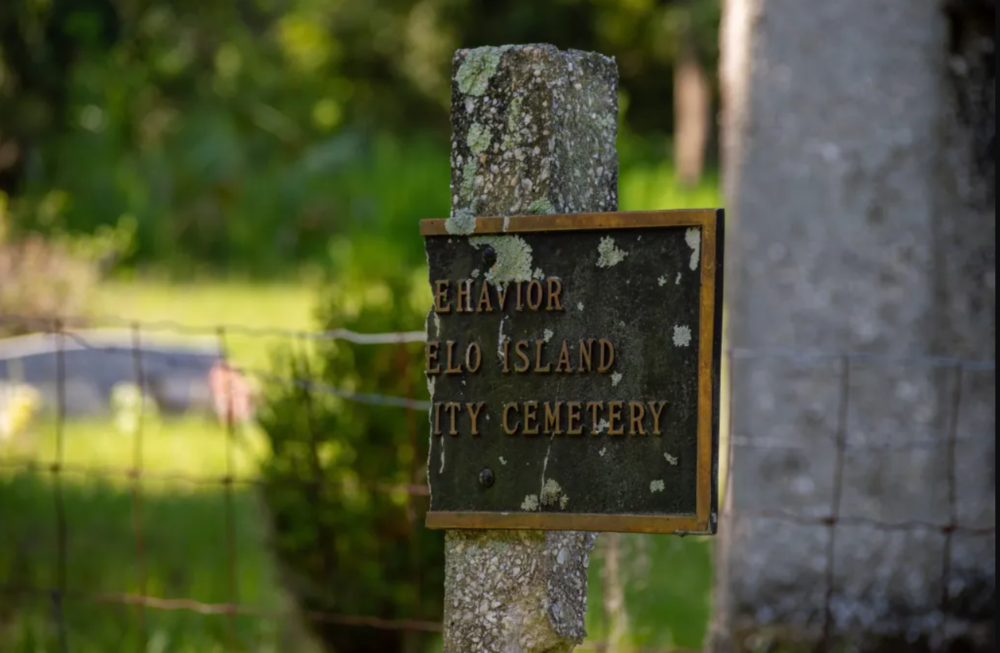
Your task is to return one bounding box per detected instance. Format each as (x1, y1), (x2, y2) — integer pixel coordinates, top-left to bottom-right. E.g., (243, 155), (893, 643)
(673, 18), (710, 188)
(601, 533), (632, 651)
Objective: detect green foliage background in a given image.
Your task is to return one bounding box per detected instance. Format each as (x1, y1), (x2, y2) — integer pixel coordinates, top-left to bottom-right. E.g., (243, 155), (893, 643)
(255, 242), (442, 653)
(0, 2), (724, 651)
(0, 0), (720, 277)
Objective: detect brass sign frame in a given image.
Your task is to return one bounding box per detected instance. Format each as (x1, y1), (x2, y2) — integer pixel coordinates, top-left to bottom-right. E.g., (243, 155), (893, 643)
(420, 208), (724, 535)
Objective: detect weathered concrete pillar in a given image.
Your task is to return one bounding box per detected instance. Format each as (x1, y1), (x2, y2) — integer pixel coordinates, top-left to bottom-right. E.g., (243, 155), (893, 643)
(713, 0), (995, 651)
(440, 44), (618, 652)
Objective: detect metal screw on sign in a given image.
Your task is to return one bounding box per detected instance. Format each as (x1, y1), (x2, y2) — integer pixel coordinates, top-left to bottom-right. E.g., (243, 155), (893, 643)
(482, 245), (498, 269)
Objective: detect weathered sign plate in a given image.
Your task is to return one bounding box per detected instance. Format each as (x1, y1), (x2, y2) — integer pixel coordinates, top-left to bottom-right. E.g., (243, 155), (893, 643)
(421, 209), (723, 534)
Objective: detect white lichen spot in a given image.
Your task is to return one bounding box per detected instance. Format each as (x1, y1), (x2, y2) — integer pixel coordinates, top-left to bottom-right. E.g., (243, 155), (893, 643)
(497, 315), (508, 361)
(433, 313), (441, 336)
(673, 325), (692, 348)
(611, 372), (623, 387)
(471, 268), (480, 279)
(559, 495), (569, 509)
(599, 446), (607, 457)
(467, 122), (492, 154)
(446, 208), (477, 235)
(540, 479), (563, 506)
(658, 276), (668, 287)
(532, 267), (545, 280)
(456, 47), (504, 97)
(499, 456), (507, 466)
(521, 494), (540, 511)
(426, 374), (436, 396)
(685, 227), (701, 270)
(675, 272), (682, 285)
(502, 215), (511, 232)
(543, 329), (554, 343)
(650, 480), (665, 493)
(577, 302), (584, 312)
(459, 160), (478, 202)
(596, 236), (628, 268)
(664, 453), (679, 466)
(439, 446), (446, 474)
(468, 235), (537, 284)
(593, 419), (610, 435)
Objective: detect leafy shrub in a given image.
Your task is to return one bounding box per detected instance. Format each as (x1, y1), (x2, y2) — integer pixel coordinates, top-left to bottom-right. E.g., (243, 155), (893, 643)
(256, 238), (442, 653)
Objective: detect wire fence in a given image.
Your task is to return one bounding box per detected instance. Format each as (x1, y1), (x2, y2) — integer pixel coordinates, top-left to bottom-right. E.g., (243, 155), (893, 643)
(0, 313), (994, 653)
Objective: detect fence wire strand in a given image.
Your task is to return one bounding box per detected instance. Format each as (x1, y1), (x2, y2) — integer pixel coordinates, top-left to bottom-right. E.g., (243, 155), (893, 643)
(0, 314), (994, 653)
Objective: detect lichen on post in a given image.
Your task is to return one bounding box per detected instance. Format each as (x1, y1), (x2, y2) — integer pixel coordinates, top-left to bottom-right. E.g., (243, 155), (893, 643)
(438, 44), (619, 652)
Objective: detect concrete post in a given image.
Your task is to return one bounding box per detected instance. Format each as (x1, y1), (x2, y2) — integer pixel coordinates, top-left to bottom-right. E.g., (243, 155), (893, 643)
(441, 44), (618, 653)
(714, 0), (995, 651)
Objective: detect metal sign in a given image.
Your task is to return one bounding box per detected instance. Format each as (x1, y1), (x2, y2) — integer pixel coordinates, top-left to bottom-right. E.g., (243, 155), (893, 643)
(421, 209), (723, 534)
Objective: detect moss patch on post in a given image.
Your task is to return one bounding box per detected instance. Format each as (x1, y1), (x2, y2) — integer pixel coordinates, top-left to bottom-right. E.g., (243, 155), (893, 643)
(456, 46), (508, 96)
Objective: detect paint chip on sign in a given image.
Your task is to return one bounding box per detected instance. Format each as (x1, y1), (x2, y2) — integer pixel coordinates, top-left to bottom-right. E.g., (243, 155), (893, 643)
(596, 236), (628, 268)
(673, 325), (692, 348)
(685, 228), (701, 270)
(650, 480), (665, 493)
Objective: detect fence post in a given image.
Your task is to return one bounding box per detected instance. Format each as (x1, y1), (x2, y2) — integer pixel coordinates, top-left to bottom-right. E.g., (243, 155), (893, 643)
(440, 44), (619, 652)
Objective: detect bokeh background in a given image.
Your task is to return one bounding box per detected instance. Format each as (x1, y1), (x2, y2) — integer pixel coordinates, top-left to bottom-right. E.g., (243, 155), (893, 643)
(2, 2), (721, 652)
(1, 1), (994, 653)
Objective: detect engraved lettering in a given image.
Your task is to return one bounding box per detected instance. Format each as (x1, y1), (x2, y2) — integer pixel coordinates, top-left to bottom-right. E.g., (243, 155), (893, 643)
(445, 341), (463, 374)
(433, 280), (451, 314)
(598, 339), (616, 373)
(566, 402), (583, 435)
(496, 284), (510, 311)
(587, 401), (604, 433)
(501, 338), (511, 374)
(445, 402), (461, 436)
(433, 402), (443, 436)
(514, 340), (531, 373)
(456, 280), (472, 313)
(544, 402), (563, 435)
(523, 401), (539, 435)
(465, 342), (482, 374)
(608, 401), (625, 436)
(649, 401), (667, 435)
(515, 282), (525, 311)
(425, 341), (441, 375)
(477, 280), (494, 313)
(554, 340), (573, 373)
(546, 278), (564, 312)
(578, 339), (594, 373)
(502, 403), (520, 435)
(534, 341), (552, 373)
(466, 402), (484, 436)
(629, 401), (646, 435)
(526, 279), (544, 310)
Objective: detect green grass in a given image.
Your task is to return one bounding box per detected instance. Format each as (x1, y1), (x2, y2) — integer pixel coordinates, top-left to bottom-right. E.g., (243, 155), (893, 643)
(0, 418), (322, 653)
(92, 280), (319, 371)
(1, 417), (714, 653)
